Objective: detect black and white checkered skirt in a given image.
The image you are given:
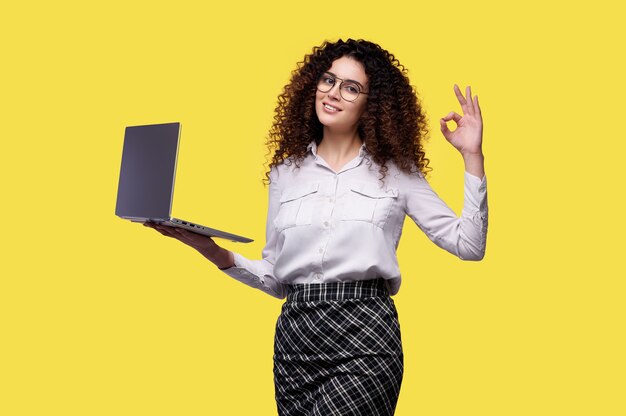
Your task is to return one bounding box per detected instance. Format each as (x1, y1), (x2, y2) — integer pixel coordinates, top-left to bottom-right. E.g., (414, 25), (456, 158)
(273, 278), (404, 415)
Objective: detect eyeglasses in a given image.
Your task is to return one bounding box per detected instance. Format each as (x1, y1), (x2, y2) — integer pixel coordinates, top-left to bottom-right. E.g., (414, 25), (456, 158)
(316, 72), (369, 102)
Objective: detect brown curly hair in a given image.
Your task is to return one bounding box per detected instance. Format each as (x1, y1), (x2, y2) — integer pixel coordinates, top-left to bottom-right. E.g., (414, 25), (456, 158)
(263, 38), (431, 185)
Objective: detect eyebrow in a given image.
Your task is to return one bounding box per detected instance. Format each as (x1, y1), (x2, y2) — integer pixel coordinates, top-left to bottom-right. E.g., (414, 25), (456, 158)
(325, 71), (366, 89)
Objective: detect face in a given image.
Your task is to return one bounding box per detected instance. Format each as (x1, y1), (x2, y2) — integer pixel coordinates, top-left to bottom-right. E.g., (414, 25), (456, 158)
(315, 56), (369, 133)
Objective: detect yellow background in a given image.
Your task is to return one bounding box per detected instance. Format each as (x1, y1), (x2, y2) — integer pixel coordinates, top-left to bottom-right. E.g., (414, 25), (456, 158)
(2, 0), (624, 414)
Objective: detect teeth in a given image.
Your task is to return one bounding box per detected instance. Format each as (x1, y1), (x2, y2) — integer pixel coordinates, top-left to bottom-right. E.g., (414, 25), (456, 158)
(324, 104), (339, 111)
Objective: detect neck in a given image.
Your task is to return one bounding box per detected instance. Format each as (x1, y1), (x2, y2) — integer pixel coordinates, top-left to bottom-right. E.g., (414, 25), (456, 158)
(318, 127), (363, 161)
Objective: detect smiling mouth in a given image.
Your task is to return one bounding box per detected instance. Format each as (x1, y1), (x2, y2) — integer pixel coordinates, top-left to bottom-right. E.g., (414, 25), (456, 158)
(323, 103), (341, 112)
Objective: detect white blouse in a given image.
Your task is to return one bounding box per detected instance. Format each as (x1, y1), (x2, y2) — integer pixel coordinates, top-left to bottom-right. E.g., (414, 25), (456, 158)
(220, 141), (488, 299)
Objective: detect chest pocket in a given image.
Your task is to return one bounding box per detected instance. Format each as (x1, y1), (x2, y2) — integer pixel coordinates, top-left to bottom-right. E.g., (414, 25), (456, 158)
(273, 182), (320, 232)
(340, 182), (398, 229)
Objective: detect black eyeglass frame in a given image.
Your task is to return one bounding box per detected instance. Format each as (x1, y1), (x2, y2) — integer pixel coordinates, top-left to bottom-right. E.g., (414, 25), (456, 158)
(316, 72), (369, 102)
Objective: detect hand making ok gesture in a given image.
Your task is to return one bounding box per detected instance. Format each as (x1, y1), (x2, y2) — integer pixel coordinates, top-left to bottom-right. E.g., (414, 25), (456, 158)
(440, 84), (484, 157)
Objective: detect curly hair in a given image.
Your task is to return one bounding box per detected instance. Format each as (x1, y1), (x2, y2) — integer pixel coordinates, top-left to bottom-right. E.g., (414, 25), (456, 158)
(263, 38), (431, 185)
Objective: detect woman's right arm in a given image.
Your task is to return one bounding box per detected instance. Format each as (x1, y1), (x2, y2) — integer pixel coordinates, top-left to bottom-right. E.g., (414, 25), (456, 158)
(143, 222), (235, 269)
(144, 166), (286, 299)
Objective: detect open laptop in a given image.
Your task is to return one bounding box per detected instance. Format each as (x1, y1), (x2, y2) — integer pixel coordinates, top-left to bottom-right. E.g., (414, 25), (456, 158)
(115, 122), (253, 243)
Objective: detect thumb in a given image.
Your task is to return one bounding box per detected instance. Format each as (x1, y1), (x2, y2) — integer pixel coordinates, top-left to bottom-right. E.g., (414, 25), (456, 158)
(440, 117), (455, 139)
(440, 111), (461, 138)
(440, 117), (451, 135)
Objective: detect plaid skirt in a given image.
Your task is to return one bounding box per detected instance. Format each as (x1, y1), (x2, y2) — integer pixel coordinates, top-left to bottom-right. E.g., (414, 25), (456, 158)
(273, 278), (404, 416)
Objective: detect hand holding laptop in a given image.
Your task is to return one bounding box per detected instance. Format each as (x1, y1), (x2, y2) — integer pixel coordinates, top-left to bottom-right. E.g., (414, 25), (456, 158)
(115, 122), (253, 244)
(144, 221), (236, 269)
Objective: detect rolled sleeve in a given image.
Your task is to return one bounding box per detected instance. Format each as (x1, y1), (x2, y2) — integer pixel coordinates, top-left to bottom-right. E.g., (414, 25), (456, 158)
(405, 171), (488, 261)
(217, 167), (287, 299)
(460, 171), (488, 259)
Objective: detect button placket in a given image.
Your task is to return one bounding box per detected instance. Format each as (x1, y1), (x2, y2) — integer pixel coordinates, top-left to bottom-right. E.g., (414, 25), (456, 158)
(313, 176), (337, 282)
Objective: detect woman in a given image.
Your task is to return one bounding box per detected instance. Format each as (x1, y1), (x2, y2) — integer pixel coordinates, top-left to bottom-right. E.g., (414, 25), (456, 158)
(145, 38), (487, 415)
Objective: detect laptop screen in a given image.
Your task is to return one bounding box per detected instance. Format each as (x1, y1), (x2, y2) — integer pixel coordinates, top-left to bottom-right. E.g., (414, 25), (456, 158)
(115, 122), (180, 220)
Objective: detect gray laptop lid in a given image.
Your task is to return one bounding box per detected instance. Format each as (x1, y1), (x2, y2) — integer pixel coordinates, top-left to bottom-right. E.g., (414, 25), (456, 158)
(115, 122), (180, 220)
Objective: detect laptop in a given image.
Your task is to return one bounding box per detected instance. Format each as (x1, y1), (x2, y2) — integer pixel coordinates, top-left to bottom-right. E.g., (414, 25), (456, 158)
(115, 122), (253, 243)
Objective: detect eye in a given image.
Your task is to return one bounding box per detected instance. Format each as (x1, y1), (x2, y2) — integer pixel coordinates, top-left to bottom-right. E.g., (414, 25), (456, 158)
(323, 75), (335, 85)
(343, 83), (360, 94)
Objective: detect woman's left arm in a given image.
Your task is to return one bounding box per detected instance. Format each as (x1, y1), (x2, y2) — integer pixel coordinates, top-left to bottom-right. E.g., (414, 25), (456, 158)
(440, 84), (485, 179)
(403, 84), (487, 261)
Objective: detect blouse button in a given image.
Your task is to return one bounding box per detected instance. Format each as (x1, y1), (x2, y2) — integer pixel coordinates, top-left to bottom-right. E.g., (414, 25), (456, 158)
(323, 221), (329, 227)
(314, 273), (322, 279)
